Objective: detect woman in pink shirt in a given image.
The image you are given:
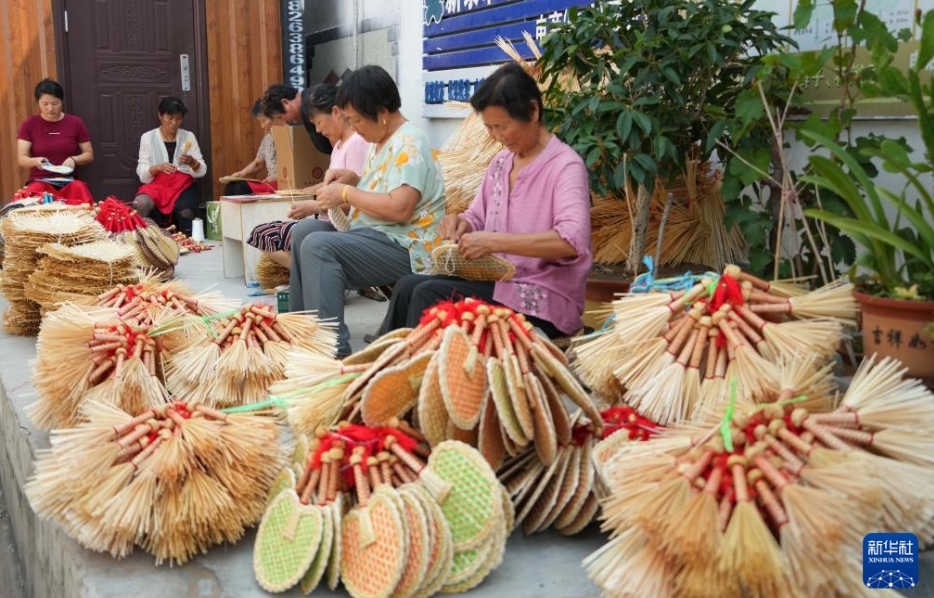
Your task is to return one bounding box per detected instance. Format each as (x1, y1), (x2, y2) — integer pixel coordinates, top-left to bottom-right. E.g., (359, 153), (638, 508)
(380, 63), (592, 338)
(247, 83), (369, 268)
(16, 79), (95, 205)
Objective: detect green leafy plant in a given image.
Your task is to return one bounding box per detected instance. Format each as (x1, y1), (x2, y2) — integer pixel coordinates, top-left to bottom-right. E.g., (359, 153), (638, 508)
(537, 0), (791, 274)
(803, 11), (934, 299)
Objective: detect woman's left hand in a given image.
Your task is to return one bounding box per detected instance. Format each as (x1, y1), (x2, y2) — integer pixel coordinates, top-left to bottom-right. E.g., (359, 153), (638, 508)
(316, 183), (347, 210)
(288, 200), (320, 220)
(458, 232), (499, 260)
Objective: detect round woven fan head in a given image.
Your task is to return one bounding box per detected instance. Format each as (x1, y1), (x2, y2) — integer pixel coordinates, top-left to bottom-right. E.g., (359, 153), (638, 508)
(392, 491), (432, 598)
(326, 495), (343, 590)
(501, 485), (516, 532)
(253, 491), (324, 593)
(267, 468), (297, 505)
(542, 444), (581, 531)
(342, 335), (405, 366)
(300, 504), (333, 594)
(397, 483), (454, 598)
(340, 491), (407, 598)
(522, 447), (572, 534)
(445, 542), (491, 587)
(478, 393), (506, 470)
(417, 353), (450, 446)
(487, 357), (528, 446)
(361, 351), (433, 426)
(343, 340), (411, 403)
(442, 520), (507, 593)
(527, 375), (558, 466)
(439, 326), (488, 430)
(427, 440), (503, 551)
(430, 244), (515, 282)
(557, 490), (599, 535)
(504, 357), (535, 441)
(555, 439), (595, 530)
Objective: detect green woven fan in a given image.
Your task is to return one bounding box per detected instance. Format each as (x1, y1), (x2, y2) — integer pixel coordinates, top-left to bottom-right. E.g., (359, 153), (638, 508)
(326, 495), (344, 590)
(441, 521), (507, 594)
(445, 542), (491, 587)
(404, 484), (454, 598)
(427, 441), (502, 550)
(299, 504), (333, 594)
(253, 491), (324, 592)
(487, 357), (528, 446)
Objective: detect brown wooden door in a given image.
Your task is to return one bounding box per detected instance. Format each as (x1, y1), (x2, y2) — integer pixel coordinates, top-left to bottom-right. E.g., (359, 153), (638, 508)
(58, 0), (211, 203)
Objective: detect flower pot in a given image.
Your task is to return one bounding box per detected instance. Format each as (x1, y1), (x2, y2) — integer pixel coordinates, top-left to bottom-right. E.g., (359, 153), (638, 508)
(855, 291), (934, 379)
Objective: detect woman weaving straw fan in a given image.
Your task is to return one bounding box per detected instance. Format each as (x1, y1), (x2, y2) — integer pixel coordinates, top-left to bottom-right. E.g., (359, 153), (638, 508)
(380, 63), (592, 339)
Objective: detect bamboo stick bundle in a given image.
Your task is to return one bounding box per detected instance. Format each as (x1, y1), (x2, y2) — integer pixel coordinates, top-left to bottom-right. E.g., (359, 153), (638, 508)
(255, 254), (289, 290)
(26, 399), (286, 565)
(1, 208), (105, 335)
(165, 304), (336, 408)
(588, 356), (934, 597)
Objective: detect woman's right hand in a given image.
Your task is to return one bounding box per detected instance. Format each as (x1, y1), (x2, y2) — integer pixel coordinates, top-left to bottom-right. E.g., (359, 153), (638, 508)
(288, 200), (321, 220)
(150, 162), (177, 176)
(439, 214), (472, 242)
(323, 168), (357, 186)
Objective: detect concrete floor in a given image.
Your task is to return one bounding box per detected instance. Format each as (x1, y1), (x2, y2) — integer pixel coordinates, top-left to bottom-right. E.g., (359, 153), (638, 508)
(0, 243), (605, 598)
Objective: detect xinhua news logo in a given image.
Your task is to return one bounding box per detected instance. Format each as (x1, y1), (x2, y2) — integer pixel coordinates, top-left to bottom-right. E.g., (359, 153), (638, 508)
(863, 533), (919, 589)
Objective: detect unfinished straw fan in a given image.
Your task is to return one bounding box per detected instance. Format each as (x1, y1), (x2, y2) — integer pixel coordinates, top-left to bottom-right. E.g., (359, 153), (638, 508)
(26, 400), (286, 565)
(430, 243), (515, 281)
(28, 277), (240, 429)
(95, 197), (180, 279)
(572, 263), (855, 425)
(586, 354), (934, 598)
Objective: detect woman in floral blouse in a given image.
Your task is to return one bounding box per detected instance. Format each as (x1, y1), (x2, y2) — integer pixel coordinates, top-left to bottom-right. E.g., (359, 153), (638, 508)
(290, 64), (445, 357)
(380, 62), (592, 338)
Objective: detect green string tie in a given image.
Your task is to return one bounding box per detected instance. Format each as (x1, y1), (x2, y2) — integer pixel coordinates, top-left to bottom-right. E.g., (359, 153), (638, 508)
(720, 378), (738, 453)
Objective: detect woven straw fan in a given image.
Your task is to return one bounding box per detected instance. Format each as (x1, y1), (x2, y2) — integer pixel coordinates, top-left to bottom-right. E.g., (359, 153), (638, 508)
(430, 243), (515, 282)
(218, 175), (262, 184)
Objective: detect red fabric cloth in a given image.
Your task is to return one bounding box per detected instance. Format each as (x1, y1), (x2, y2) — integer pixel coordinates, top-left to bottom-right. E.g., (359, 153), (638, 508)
(24, 180), (94, 206)
(17, 114), (91, 180)
(136, 171), (194, 214)
(247, 180), (278, 194)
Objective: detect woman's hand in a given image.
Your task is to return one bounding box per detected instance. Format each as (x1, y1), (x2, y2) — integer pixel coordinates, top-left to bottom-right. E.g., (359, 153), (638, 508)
(439, 214), (472, 242)
(34, 157), (50, 168)
(323, 168), (358, 186)
(262, 174), (277, 184)
(150, 162), (177, 176)
(458, 231), (499, 260)
(316, 183), (348, 210)
(288, 199), (321, 220)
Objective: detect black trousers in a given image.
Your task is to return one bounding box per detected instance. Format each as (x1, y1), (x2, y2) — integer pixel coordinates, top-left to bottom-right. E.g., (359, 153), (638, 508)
(149, 184), (199, 236)
(378, 273), (562, 339)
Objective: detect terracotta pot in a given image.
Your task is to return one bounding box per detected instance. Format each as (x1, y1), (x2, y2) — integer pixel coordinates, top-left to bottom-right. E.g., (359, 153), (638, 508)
(855, 291), (934, 379)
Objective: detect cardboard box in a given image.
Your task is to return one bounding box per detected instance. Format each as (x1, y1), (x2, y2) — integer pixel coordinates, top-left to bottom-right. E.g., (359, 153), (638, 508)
(271, 125), (331, 190)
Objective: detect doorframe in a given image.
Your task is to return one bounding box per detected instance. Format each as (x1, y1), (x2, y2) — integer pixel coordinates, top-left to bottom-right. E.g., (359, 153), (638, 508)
(50, 0), (213, 206)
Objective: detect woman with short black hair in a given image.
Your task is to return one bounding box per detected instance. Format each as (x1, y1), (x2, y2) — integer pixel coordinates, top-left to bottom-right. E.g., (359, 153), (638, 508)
(290, 65), (446, 357)
(380, 62), (592, 339)
(132, 96), (207, 236)
(16, 78), (95, 204)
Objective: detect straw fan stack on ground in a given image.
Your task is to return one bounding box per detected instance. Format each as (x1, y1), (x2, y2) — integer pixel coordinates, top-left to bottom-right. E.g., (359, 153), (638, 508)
(256, 254), (290, 289)
(25, 240), (138, 314)
(0, 206), (106, 335)
(572, 264), (857, 425)
(27, 277), (238, 429)
(272, 297), (603, 472)
(254, 421), (511, 598)
(586, 354), (934, 597)
(26, 399), (286, 565)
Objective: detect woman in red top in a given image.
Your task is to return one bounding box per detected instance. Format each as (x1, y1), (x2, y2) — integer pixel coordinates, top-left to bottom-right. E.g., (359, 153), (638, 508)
(16, 79), (95, 205)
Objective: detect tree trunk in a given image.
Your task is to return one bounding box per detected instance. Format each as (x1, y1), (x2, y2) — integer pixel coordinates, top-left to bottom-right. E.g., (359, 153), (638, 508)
(626, 183), (652, 276)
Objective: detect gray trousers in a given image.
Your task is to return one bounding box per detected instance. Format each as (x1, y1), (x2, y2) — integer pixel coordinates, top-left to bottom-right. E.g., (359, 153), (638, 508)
(289, 218), (411, 355)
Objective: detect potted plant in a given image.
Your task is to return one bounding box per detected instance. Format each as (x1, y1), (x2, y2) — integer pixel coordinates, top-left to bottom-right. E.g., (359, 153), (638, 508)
(537, 0), (792, 290)
(803, 11), (934, 377)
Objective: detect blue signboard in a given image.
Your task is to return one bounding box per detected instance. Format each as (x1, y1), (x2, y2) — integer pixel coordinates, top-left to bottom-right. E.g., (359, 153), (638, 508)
(422, 0), (591, 105)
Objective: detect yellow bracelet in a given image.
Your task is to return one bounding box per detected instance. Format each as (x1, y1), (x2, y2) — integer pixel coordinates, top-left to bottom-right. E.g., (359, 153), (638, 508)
(342, 184), (350, 205)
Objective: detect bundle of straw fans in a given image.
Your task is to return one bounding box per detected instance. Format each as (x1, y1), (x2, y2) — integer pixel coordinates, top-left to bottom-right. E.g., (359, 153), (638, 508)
(255, 423), (510, 598)
(572, 264), (857, 424)
(586, 354), (934, 597)
(0, 206), (105, 335)
(96, 197), (180, 279)
(271, 297), (603, 472)
(28, 277), (239, 429)
(26, 399), (285, 564)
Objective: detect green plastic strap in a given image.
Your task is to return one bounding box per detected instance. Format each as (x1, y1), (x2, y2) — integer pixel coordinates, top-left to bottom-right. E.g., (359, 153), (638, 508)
(266, 372), (364, 403)
(148, 308), (242, 337)
(222, 397), (289, 413)
(705, 276), (721, 298)
(720, 378), (737, 453)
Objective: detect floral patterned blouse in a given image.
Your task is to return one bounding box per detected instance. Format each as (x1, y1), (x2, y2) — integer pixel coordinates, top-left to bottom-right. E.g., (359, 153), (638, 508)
(350, 121), (445, 273)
